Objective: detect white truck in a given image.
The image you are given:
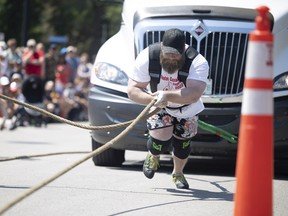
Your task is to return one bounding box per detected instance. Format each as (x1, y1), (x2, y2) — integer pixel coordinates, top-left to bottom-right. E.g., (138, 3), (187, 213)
(88, 0), (288, 167)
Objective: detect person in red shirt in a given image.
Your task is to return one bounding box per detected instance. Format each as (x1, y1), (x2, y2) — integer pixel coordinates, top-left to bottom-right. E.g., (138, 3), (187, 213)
(22, 39), (44, 78)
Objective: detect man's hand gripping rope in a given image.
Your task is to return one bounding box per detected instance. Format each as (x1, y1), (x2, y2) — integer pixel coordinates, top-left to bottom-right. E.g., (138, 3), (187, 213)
(152, 90), (167, 108)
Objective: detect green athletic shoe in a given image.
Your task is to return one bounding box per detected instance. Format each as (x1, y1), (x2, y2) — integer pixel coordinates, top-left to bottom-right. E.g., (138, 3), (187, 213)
(143, 153), (160, 179)
(172, 173), (189, 189)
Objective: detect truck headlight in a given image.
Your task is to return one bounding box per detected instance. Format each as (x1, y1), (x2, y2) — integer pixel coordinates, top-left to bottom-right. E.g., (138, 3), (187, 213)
(274, 73), (288, 90)
(94, 62), (128, 85)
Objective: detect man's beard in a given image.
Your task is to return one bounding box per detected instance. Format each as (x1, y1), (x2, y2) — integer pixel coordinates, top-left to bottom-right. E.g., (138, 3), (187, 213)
(160, 52), (185, 74)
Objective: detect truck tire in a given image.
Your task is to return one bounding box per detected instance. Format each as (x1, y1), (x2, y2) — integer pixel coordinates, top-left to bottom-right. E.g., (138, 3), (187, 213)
(91, 138), (125, 167)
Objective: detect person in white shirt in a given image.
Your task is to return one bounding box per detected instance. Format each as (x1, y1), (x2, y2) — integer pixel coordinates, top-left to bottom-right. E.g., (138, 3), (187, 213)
(127, 28), (209, 189)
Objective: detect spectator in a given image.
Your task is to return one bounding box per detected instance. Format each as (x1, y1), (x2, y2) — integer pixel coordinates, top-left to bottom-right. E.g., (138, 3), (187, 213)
(59, 82), (76, 118)
(44, 80), (61, 122)
(9, 59), (23, 80)
(44, 44), (58, 82)
(0, 49), (8, 77)
(0, 76), (9, 130)
(8, 81), (25, 130)
(55, 54), (73, 94)
(0, 76), (22, 130)
(0, 38), (92, 127)
(6, 39), (22, 77)
(36, 42), (46, 76)
(36, 42), (45, 57)
(16, 75), (46, 127)
(22, 39), (44, 79)
(0, 41), (7, 51)
(77, 52), (92, 79)
(11, 73), (23, 89)
(59, 47), (67, 55)
(65, 46), (79, 82)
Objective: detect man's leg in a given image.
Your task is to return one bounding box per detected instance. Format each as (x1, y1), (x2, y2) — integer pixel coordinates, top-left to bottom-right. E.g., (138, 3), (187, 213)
(143, 127), (173, 179)
(144, 109), (174, 179)
(171, 116), (198, 189)
(171, 136), (192, 189)
(172, 153), (188, 175)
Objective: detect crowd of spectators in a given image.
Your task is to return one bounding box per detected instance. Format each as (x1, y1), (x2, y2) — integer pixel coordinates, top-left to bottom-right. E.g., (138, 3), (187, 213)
(0, 38), (93, 130)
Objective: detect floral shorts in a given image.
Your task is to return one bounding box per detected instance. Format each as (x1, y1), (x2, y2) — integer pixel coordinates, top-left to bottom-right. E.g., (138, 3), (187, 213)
(147, 109), (198, 139)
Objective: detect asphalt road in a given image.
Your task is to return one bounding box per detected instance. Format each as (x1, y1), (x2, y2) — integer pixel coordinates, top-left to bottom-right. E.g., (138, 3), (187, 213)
(0, 123), (287, 216)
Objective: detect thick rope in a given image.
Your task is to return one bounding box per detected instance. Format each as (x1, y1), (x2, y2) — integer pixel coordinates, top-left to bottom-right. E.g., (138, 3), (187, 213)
(0, 93), (237, 143)
(0, 93), (159, 130)
(0, 98), (156, 215)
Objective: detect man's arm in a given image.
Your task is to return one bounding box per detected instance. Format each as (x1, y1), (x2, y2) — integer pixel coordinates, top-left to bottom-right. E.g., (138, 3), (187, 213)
(160, 79), (206, 105)
(127, 78), (154, 105)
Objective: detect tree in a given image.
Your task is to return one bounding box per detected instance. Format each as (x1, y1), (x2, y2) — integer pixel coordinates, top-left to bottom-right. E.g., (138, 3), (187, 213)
(0, 0), (44, 46)
(44, 0), (105, 56)
(0, 0), (122, 57)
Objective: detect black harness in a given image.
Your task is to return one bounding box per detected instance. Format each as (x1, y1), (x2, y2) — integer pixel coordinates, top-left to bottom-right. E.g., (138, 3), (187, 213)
(148, 42), (199, 93)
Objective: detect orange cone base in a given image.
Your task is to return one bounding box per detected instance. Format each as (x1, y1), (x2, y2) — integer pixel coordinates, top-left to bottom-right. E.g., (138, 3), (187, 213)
(234, 115), (273, 216)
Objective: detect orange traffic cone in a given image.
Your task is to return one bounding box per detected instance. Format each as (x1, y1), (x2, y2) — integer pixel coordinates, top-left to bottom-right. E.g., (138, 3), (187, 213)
(234, 6), (274, 216)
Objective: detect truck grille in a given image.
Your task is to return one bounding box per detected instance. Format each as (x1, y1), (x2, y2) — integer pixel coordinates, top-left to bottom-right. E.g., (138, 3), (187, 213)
(143, 31), (249, 95)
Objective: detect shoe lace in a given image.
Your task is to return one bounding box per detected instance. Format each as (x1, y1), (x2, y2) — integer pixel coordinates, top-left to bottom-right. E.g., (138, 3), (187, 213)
(173, 174), (186, 184)
(147, 155), (159, 170)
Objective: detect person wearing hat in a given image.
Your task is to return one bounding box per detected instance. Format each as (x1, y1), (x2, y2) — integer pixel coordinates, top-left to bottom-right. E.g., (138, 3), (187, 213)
(6, 39), (22, 77)
(22, 39), (44, 78)
(65, 45), (79, 82)
(127, 28), (209, 189)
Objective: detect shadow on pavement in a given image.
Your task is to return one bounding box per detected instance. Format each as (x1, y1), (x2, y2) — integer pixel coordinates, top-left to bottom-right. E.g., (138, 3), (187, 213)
(0, 185), (30, 189)
(6, 140), (52, 145)
(107, 198), (195, 216)
(165, 187), (233, 201)
(107, 186), (233, 216)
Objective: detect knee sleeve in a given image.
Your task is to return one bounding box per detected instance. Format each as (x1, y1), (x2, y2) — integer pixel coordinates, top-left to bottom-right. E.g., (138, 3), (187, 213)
(147, 136), (172, 155)
(172, 137), (192, 159)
